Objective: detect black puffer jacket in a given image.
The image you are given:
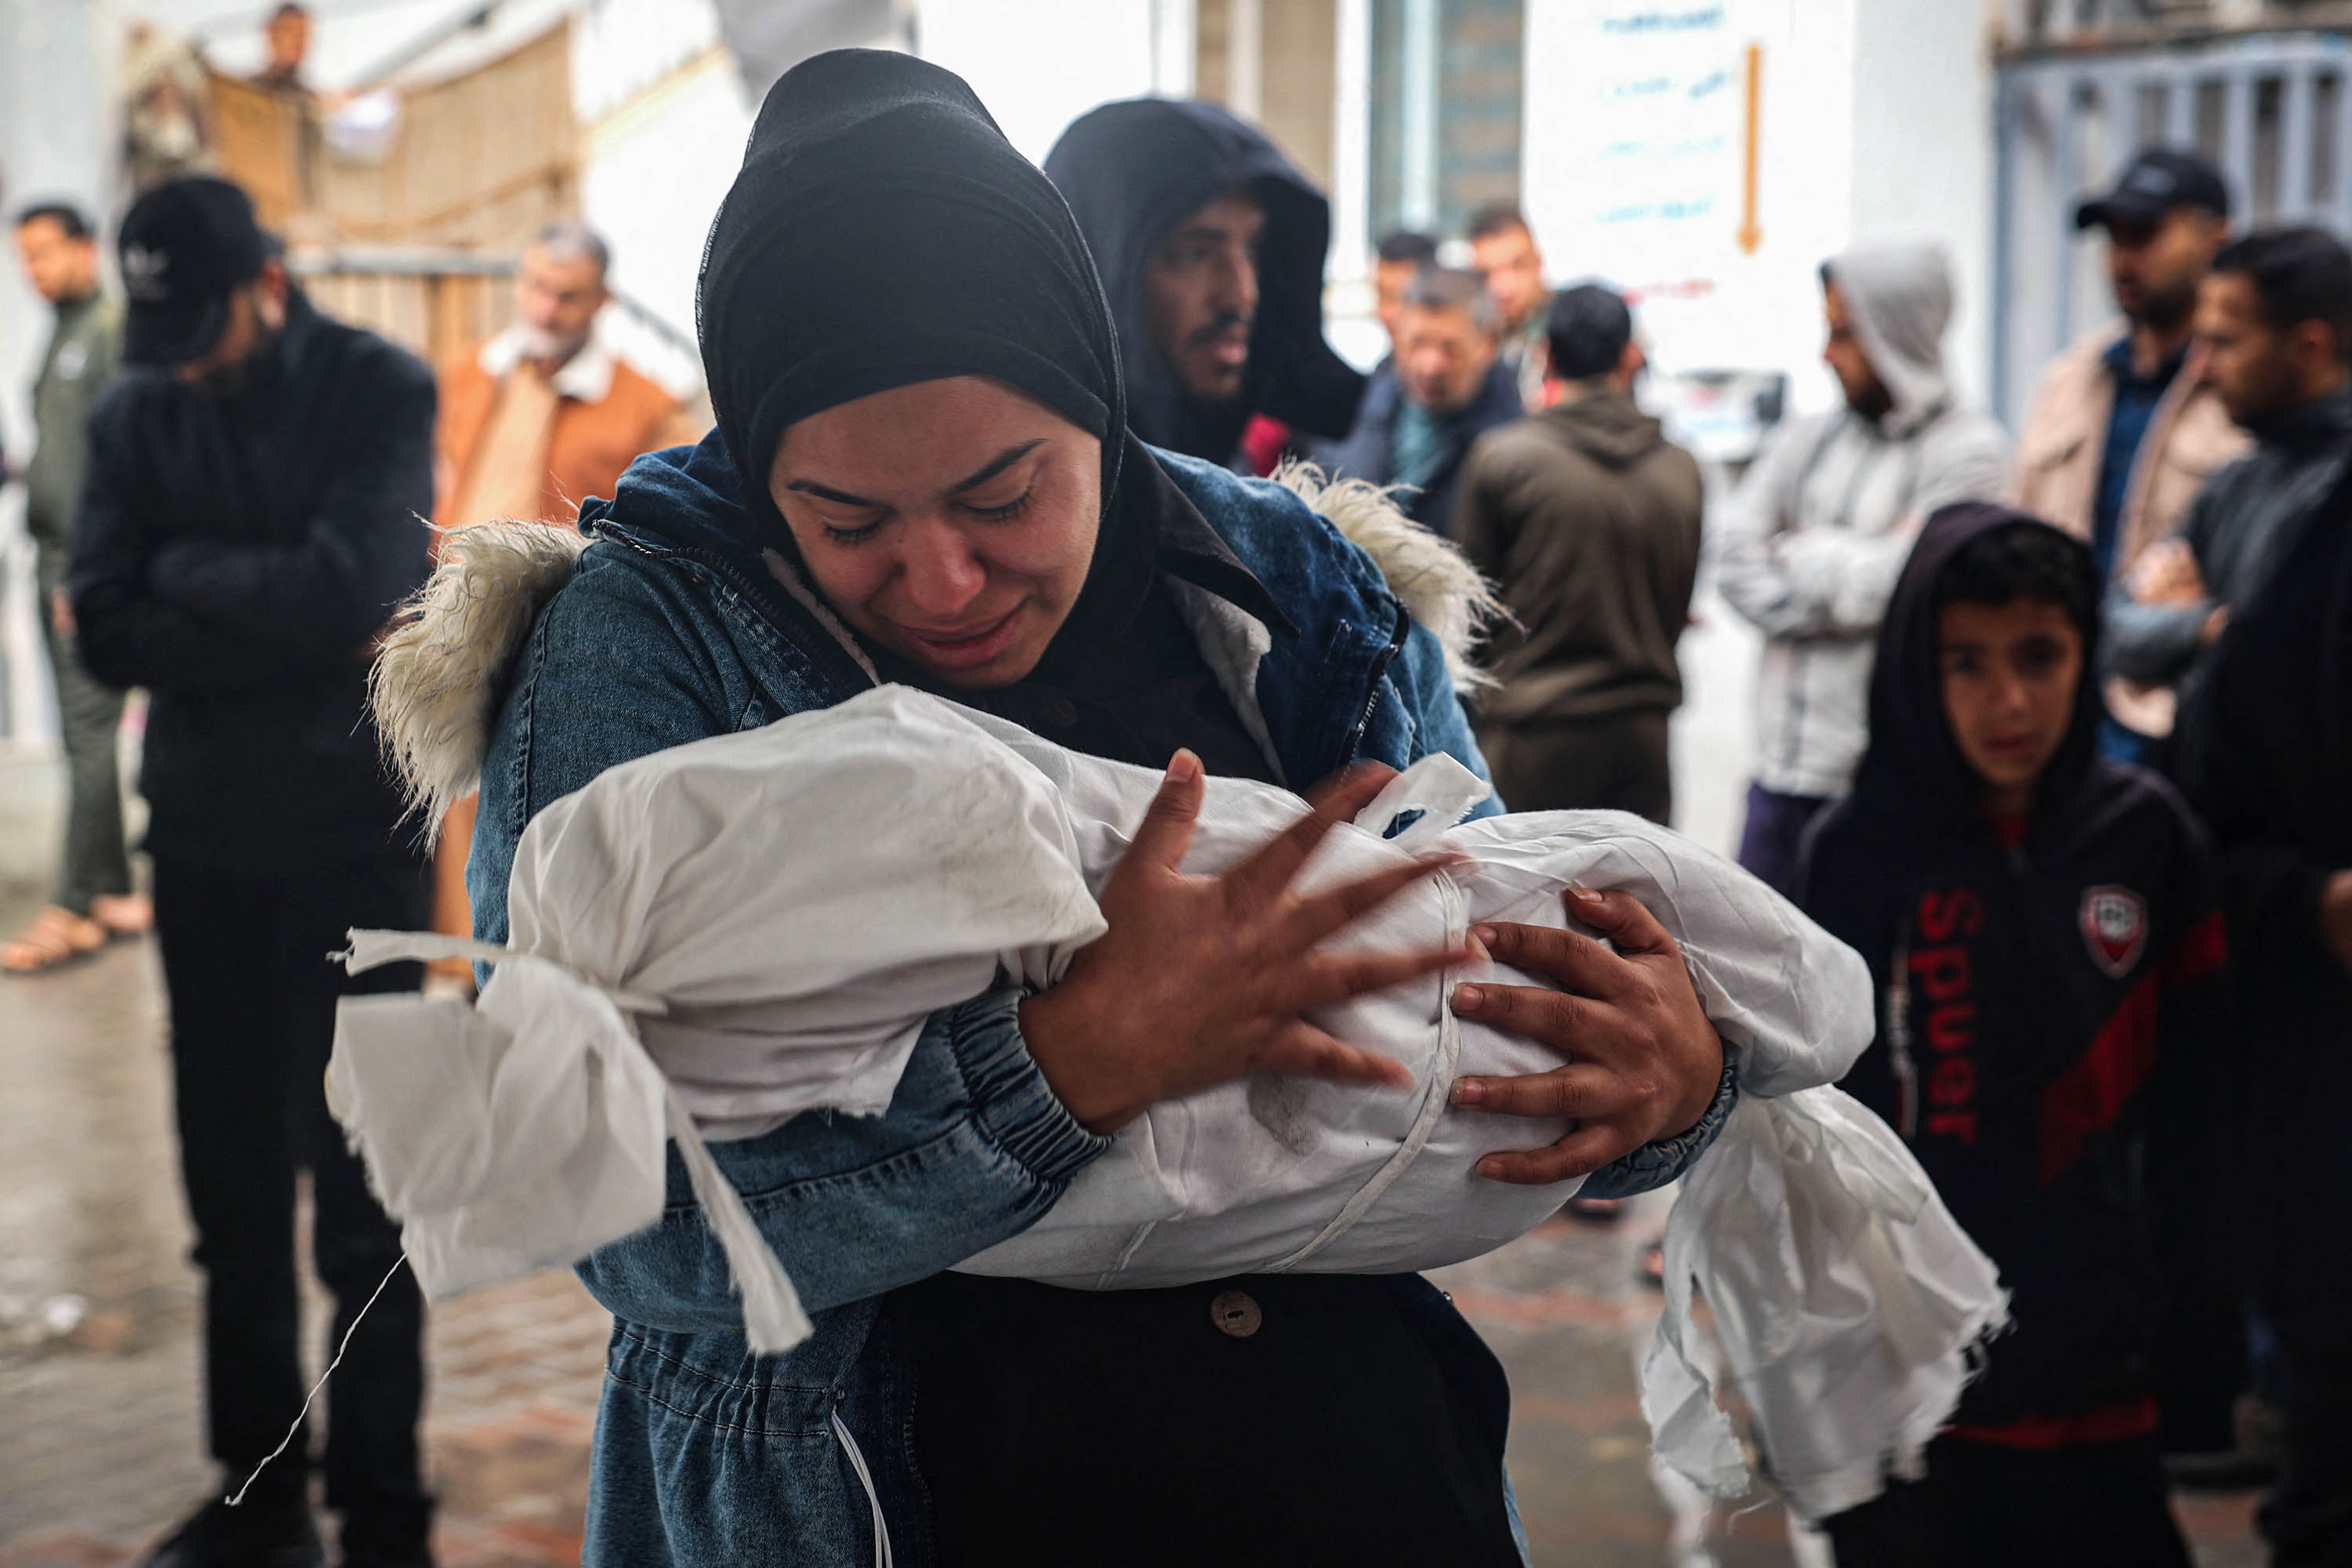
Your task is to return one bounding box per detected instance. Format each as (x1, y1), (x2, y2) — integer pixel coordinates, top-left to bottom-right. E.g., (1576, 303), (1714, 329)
(1796, 503), (2230, 1428)
(67, 290), (434, 866)
(2174, 453), (2352, 1314)
(2107, 388), (2352, 728)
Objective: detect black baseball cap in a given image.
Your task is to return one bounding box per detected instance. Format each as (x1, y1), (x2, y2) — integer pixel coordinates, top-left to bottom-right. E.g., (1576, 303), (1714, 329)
(118, 176), (270, 365)
(2075, 148), (2231, 233)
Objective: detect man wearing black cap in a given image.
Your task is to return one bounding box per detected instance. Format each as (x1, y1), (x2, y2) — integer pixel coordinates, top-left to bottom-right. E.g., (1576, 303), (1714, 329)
(2009, 147), (2245, 764)
(66, 175), (437, 1568)
(1044, 98), (1365, 470)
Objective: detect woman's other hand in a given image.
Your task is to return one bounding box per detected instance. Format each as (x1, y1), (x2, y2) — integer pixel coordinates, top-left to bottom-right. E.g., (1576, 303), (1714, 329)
(1446, 886), (1725, 1184)
(1018, 751), (1473, 1134)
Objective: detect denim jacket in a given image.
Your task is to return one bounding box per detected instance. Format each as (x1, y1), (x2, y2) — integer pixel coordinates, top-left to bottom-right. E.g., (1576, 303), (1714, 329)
(465, 431), (1733, 1565)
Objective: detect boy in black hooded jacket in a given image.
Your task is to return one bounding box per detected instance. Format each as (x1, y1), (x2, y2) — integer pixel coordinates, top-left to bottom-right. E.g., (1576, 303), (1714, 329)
(1798, 503), (2227, 1566)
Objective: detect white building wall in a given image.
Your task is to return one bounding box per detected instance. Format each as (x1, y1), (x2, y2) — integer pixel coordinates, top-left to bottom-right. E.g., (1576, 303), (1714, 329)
(916, 0), (1161, 166)
(1517, 0), (2000, 851)
(1847, 0), (1998, 414)
(0, 0), (111, 749)
(1520, 0), (1997, 423)
(578, 55), (753, 390)
(576, 14), (752, 374)
(582, 0), (1178, 358)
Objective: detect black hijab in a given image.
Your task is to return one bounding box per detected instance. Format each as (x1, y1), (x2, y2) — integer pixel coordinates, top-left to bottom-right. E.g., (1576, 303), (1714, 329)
(698, 49), (1185, 685)
(693, 48), (1290, 729)
(1044, 98), (1364, 464)
(699, 49), (1127, 540)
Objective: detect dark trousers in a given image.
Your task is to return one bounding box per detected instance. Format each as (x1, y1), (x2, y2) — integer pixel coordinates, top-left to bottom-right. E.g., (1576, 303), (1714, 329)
(37, 547), (130, 914)
(1476, 710), (1673, 824)
(2260, 1307), (2352, 1564)
(153, 851), (432, 1541)
(1823, 1434), (2191, 1568)
(1736, 780), (1831, 894)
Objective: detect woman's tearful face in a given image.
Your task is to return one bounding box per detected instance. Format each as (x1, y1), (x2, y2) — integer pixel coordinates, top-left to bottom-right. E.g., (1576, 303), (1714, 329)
(769, 375), (1102, 688)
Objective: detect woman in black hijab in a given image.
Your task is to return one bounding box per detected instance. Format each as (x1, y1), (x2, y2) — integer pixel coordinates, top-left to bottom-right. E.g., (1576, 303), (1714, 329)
(458, 49), (1733, 1566)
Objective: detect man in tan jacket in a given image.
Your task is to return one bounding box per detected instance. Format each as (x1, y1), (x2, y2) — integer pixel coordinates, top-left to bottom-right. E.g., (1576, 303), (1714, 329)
(435, 220), (701, 532)
(2009, 148), (2246, 760)
(430, 219), (703, 989)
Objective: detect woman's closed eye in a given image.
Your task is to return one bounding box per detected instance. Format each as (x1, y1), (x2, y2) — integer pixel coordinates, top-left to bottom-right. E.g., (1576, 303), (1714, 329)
(815, 508), (887, 545)
(962, 486), (1036, 523)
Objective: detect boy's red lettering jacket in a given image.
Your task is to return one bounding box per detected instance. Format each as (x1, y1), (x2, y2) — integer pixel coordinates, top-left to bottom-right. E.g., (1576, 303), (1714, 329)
(1795, 503), (2230, 1436)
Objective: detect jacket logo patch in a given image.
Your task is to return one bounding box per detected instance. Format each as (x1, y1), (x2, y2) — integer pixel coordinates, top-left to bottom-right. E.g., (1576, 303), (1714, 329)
(2080, 886), (2147, 978)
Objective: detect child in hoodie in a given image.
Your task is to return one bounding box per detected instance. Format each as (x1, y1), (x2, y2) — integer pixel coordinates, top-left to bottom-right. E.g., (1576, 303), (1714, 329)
(1798, 503), (2228, 1567)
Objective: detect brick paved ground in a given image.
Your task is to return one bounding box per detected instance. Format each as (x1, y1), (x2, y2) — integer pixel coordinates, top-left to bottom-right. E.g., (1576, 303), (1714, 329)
(0, 751), (2265, 1566)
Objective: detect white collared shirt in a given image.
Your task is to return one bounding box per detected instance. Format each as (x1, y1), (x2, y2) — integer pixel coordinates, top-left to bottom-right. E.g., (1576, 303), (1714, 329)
(477, 321), (618, 404)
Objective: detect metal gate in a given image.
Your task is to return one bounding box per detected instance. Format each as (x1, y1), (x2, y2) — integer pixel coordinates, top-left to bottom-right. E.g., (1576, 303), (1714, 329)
(1993, 29), (2352, 423)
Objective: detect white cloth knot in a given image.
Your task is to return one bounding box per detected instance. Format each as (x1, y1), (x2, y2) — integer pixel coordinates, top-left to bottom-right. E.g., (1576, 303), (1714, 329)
(330, 930), (812, 1354)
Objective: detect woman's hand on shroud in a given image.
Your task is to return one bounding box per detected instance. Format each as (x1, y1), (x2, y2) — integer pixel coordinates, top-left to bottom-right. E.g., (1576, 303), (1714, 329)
(1018, 750), (1475, 1136)
(1446, 887), (1725, 1185)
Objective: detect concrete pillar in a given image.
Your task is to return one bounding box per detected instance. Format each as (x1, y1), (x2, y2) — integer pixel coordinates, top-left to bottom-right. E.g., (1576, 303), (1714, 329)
(0, 0), (110, 749)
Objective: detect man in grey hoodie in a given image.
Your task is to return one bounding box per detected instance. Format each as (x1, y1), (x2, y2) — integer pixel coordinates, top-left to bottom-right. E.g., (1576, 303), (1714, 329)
(1714, 239), (2009, 889)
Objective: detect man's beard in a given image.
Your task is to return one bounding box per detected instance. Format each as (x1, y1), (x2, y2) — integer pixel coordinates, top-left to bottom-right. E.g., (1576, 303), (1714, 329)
(1187, 310), (1250, 352)
(515, 322), (590, 365)
(2229, 360), (2304, 431)
(1842, 375), (1894, 421)
(1181, 310), (1251, 404)
(2125, 279), (2198, 336)
(195, 323), (282, 398)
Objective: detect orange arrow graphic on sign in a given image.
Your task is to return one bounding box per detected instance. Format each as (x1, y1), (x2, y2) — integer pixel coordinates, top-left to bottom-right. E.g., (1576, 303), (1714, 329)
(1738, 42), (1763, 255)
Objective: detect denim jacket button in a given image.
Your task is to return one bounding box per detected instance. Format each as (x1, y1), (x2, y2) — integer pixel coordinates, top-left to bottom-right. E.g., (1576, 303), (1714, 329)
(1209, 1290), (1261, 1338)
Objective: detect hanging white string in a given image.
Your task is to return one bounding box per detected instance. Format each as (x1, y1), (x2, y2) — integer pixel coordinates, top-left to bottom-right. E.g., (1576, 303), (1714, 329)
(224, 1254), (411, 1507)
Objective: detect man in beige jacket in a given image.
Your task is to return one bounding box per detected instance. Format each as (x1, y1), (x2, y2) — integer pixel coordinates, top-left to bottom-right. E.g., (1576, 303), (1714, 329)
(2009, 148), (2246, 760)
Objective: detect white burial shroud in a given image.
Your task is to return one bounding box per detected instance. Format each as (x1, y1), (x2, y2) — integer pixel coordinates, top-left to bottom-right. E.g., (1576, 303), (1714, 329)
(328, 684), (2006, 1520)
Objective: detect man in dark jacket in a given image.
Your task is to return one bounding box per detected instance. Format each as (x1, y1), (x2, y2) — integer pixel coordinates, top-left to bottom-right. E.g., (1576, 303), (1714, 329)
(4, 200), (137, 973)
(2175, 463), (2352, 1563)
(1044, 97), (1363, 469)
(1312, 267), (1522, 536)
(1800, 506), (2225, 1566)
(67, 176), (437, 1568)
(2109, 227), (2352, 739)
(1453, 283), (1701, 822)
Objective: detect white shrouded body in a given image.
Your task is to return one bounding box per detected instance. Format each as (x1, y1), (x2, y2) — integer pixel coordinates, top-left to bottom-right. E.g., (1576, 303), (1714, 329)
(328, 684), (2004, 1514)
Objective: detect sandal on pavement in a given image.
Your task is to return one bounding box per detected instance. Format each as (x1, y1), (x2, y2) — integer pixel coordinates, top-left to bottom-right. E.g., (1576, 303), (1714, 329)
(1, 905), (110, 974)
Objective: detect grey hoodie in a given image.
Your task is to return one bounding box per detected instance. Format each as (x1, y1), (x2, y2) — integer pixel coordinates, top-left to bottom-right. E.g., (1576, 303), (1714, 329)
(1713, 239), (2009, 798)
